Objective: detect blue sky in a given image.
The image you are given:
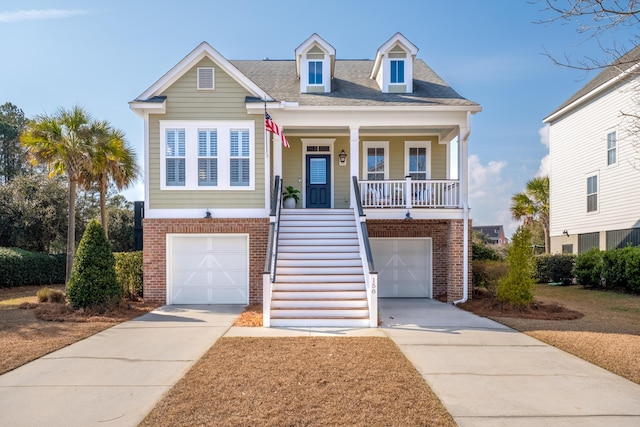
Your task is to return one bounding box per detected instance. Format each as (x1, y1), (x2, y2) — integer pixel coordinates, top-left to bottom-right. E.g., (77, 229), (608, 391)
(0, 1), (632, 236)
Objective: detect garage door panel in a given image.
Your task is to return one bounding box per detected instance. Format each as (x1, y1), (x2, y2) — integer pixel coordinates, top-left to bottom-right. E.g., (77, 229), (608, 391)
(371, 238), (432, 298)
(168, 234), (249, 305)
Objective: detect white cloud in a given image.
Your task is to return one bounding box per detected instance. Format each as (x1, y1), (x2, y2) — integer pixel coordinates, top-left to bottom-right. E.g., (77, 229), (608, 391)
(539, 124), (550, 148)
(468, 154), (507, 199)
(536, 124), (550, 177)
(537, 154), (550, 177)
(0, 9), (89, 23)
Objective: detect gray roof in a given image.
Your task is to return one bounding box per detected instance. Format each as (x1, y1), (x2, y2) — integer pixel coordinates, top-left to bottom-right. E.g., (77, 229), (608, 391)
(545, 45), (640, 121)
(230, 59), (479, 108)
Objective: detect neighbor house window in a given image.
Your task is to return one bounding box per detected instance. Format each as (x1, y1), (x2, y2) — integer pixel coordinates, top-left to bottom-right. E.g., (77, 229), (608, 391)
(230, 129), (250, 186)
(198, 129), (217, 186)
(607, 131), (617, 166)
(587, 174), (598, 213)
(308, 61), (323, 85)
(390, 60), (405, 84)
(165, 129), (186, 186)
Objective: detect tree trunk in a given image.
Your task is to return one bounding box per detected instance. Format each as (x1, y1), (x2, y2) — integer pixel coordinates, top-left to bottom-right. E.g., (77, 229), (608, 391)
(65, 178), (77, 284)
(100, 176), (108, 238)
(544, 226), (551, 255)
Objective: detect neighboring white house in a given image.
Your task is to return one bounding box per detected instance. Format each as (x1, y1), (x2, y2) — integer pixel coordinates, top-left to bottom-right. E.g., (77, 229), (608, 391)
(543, 47), (640, 254)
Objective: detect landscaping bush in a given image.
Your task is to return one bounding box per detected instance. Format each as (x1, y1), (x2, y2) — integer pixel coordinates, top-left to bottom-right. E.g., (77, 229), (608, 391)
(36, 287), (65, 303)
(472, 259), (508, 295)
(472, 242), (503, 261)
(602, 247), (630, 290)
(114, 251), (143, 300)
(0, 247), (65, 287)
(573, 248), (603, 288)
(625, 247), (640, 293)
(496, 227), (536, 309)
(535, 254), (576, 284)
(67, 220), (121, 309)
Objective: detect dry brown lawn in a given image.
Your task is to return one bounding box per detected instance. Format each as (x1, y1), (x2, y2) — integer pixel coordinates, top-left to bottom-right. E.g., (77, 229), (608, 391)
(0, 285), (158, 375)
(461, 284), (640, 384)
(140, 337), (456, 427)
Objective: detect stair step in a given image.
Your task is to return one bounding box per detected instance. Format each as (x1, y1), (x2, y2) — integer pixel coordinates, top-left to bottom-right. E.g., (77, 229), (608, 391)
(276, 275), (365, 283)
(270, 307), (369, 318)
(271, 299), (368, 308)
(279, 232), (358, 240)
(270, 317), (370, 327)
(277, 259), (363, 267)
(274, 282), (365, 291)
(279, 226), (356, 233)
(277, 266), (364, 275)
(272, 290), (367, 299)
(277, 252), (361, 260)
(277, 238), (359, 246)
(279, 220), (355, 227)
(278, 245), (359, 254)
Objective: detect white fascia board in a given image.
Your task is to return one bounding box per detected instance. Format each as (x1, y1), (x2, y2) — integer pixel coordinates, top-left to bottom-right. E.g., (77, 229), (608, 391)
(134, 41), (272, 102)
(543, 62), (640, 124)
(364, 208), (464, 220)
(145, 208), (269, 219)
(128, 100), (166, 118)
(246, 103), (481, 115)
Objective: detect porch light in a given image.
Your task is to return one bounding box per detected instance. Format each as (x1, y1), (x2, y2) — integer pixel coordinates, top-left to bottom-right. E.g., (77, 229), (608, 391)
(563, 230), (569, 237)
(204, 210), (212, 219)
(338, 149), (347, 166)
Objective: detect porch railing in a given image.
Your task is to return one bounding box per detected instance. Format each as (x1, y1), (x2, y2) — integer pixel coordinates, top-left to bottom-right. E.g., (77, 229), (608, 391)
(359, 177), (460, 209)
(262, 175), (283, 328)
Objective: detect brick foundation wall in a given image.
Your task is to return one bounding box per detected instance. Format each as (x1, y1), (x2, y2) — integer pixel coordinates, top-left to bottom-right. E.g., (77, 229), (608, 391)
(143, 218), (269, 304)
(366, 219), (472, 303)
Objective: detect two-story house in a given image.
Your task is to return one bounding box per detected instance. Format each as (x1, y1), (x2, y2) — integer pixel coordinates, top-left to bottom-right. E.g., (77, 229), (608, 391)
(130, 33), (481, 327)
(544, 46), (640, 255)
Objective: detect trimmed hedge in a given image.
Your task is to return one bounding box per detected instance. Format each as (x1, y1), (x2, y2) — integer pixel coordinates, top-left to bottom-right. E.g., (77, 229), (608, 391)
(114, 251), (143, 300)
(573, 246), (640, 293)
(0, 247), (65, 287)
(535, 254), (576, 284)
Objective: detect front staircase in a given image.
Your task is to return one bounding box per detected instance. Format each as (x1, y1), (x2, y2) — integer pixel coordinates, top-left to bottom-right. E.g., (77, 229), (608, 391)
(269, 209), (370, 327)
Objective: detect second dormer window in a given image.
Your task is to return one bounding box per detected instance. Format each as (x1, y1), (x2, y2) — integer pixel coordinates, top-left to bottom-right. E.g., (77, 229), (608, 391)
(309, 61), (323, 85)
(390, 60), (405, 84)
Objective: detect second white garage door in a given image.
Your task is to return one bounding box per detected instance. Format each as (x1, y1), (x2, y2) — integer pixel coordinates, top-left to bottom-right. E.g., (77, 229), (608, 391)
(167, 234), (249, 305)
(370, 238), (432, 298)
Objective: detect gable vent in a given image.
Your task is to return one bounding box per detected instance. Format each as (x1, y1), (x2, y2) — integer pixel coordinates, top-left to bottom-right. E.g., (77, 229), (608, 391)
(197, 67), (214, 90)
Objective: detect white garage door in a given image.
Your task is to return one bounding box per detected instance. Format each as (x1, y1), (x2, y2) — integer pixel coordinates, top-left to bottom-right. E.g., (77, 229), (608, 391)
(167, 234), (249, 304)
(370, 238), (432, 298)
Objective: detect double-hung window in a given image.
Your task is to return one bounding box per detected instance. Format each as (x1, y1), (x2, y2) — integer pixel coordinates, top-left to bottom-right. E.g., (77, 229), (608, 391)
(607, 131), (617, 166)
(366, 147), (386, 180)
(308, 61), (323, 85)
(408, 147), (428, 180)
(198, 129), (217, 186)
(587, 174), (598, 213)
(390, 60), (405, 84)
(165, 129), (186, 186)
(230, 129), (250, 187)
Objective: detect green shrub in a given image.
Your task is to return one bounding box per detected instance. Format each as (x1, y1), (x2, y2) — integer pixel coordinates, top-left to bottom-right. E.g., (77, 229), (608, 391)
(67, 220), (121, 309)
(535, 254), (576, 284)
(0, 247), (65, 287)
(625, 246), (640, 293)
(114, 251), (143, 300)
(472, 259), (508, 294)
(573, 248), (603, 288)
(602, 247), (629, 290)
(496, 227), (536, 309)
(472, 242), (503, 261)
(36, 287), (65, 303)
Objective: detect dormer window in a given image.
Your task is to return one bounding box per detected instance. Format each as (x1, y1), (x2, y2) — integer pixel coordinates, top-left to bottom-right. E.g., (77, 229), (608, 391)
(371, 33), (418, 94)
(295, 34), (336, 94)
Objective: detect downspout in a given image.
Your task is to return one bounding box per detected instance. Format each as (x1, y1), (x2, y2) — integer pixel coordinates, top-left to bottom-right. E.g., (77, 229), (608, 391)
(454, 115), (471, 305)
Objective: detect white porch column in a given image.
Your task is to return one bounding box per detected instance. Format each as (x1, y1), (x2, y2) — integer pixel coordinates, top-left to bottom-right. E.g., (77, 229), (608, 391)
(273, 132), (283, 178)
(349, 126), (359, 208)
(458, 126), (469, 206)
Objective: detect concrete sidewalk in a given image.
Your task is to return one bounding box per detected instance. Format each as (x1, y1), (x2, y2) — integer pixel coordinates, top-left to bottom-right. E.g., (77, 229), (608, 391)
(379, 298), (640, 427)
(0, 305), (242, 427)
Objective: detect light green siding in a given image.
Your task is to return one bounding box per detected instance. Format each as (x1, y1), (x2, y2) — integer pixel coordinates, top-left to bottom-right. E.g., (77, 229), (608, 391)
(281, 137), (303, 204)
(334, 137), (350, 208)
(148, 58), (265, 209)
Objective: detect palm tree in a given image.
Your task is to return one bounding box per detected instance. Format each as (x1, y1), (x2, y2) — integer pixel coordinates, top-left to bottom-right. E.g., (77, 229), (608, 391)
(21, 106), (97, 283)
(510, 176), (550, 254)
(83, 122), (139, 238)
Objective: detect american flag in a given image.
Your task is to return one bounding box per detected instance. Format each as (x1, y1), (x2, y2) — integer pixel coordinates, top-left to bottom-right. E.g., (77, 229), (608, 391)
(265, 112), (290, 148)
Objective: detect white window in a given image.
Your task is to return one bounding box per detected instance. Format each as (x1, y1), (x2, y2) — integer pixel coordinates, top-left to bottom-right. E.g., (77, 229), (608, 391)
(363, 142), (389, 180)
(390, 60), (405, 84)
(197, 67), (214, 90)
(160, 121), (254, 190)
(587, 174), (598, 213)
(198, 129), (217, 186)
(404, 141), (431, 180)
(230, 129), (250, 187)
(165, 129), (185, 186)
(308, 61), (323, 85)
(607, 131), (617, 166)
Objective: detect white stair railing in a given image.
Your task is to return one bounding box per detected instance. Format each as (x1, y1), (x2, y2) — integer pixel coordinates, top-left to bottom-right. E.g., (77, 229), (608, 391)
(262, 175), (282, 328)
(359, 177), (461, 208)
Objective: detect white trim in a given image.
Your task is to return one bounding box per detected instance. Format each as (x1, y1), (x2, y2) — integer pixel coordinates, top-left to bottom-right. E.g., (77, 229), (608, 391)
(145, 208), (269, 219)
(404, 140), (431, 179)
(197, 67), (215, 90)
(606, 129), (618, 167)
(586, 171), (599, 214)
(363, 208), (465, 220)
(159, 120), (255, 191)
(362, 141), (389, 180)
(135, 42), (271, 102)
(301, 138), (336, 208)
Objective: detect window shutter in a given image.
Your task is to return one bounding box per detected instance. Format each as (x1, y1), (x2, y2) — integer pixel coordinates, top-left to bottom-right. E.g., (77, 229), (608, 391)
(197, 67), (214, 90)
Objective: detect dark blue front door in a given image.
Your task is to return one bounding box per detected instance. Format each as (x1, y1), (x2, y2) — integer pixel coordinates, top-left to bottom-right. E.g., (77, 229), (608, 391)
(306, 154), (331, 208)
